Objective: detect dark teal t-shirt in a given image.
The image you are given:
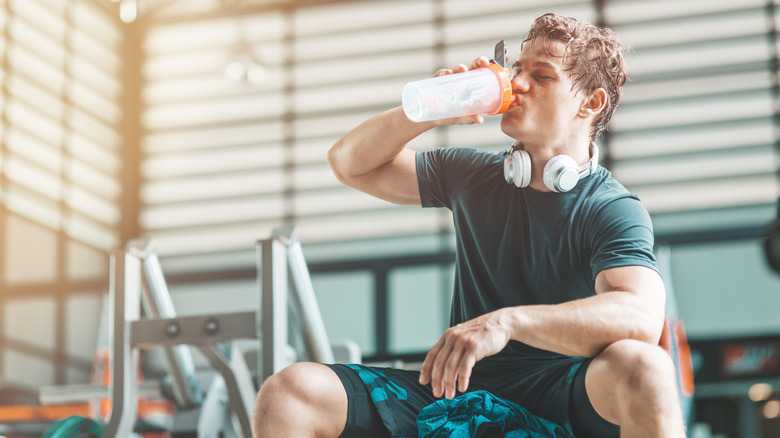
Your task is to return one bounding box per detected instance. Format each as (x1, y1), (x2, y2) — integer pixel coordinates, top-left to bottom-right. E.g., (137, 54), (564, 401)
(417, 147), (658, 358)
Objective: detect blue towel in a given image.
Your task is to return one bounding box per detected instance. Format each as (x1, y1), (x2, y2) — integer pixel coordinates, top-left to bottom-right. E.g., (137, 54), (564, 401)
(417, 390), (574, 438)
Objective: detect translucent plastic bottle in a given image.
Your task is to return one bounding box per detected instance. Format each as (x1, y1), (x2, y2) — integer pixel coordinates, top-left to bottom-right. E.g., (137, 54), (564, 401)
(402, 62), (515, 122)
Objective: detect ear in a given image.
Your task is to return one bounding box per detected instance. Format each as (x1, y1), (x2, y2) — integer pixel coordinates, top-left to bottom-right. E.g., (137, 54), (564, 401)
(578, 88), (607, 119)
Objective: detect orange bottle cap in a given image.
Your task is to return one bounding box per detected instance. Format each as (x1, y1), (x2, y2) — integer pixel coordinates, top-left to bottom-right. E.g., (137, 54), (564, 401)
(484, 62), (515, 115)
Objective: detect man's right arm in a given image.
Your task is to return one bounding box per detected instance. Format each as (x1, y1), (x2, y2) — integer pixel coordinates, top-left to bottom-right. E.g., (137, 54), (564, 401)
(327, 106), (437, 206)
(327, 58), (490, 206)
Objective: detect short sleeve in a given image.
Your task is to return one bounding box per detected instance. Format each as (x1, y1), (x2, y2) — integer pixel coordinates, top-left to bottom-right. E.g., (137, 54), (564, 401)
(587, 195), (658, 281)
(416, 147), (497, 210)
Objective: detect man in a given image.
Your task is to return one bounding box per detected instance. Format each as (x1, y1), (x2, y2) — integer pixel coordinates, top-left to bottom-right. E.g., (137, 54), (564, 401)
(253, 13), (686, 438)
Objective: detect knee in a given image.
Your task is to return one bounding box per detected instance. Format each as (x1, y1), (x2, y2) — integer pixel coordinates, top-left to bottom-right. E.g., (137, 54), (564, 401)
(256, 362), (315, 408)
(253, 363), (347, 437)
(252, 363), (314, 433)
(254, 362), (346, 419)
(595, 339), (677, 394)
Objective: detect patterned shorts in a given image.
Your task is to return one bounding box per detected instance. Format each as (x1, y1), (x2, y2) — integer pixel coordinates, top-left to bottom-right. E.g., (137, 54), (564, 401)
(326, 354), (619, 438)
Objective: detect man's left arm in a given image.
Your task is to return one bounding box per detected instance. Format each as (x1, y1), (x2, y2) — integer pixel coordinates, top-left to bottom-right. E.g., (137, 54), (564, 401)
(419, 265), (666, 399)
(509, 265), (666, 356)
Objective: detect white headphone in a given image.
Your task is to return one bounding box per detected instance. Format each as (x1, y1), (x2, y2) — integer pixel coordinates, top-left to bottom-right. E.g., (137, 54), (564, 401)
(503, 142), (599, 193)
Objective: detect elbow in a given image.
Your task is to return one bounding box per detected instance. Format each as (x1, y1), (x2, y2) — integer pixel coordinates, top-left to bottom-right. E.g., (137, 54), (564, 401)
(626, 286), (667, 346)
(634, 307), (666, 346)
(603, 304), (665, 353)
(646, 295), (667, 345)
(592, 318), (663, 358)
(638, 324), (663, 347)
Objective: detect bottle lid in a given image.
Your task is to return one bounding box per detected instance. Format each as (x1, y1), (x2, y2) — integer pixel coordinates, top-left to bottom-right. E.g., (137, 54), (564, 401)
(484, 62), (515, 115)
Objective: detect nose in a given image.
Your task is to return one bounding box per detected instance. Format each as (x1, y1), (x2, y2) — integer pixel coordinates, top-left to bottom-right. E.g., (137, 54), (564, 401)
(511, 72), (529, 94)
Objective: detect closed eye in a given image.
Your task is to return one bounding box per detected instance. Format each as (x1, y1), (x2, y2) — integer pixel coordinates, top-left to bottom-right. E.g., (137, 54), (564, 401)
(512, 68), (554, 82)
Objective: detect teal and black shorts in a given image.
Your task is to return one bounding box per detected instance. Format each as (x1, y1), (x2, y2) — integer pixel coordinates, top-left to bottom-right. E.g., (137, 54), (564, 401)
(326, 354), (619, 438)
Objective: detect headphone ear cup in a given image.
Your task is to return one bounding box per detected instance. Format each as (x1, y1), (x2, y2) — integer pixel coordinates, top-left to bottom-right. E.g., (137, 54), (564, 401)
(517, 150), (531, 188)
(504, 150), (531, 188)
(543, 155), (579, 192)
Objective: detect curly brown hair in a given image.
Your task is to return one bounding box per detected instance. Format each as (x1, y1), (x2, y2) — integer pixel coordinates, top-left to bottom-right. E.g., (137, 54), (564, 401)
(523, 13), (629, 140)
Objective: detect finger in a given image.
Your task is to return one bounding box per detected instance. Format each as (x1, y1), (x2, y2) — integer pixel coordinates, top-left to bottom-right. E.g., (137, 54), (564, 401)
(452, 63), (468, 74)
(457, 354), (477, 393)
(439, 113), (484, 127)
(430, 339), (456, 398)
(434, 68), (452, 78)
(470, 56), (491, 70)
(442, 346), (465, 399)
(463, 114), (484, 125)
(419, 337), (445, 385)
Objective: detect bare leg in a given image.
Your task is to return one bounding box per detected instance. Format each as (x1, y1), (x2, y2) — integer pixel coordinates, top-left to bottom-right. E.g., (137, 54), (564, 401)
(585, 339), (686, 438)
(252, 362), (348, 438)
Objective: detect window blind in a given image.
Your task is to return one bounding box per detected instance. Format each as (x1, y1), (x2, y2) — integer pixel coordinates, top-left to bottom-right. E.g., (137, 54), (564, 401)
(2, 0), (123, 251)
(606, 0), (780, 216)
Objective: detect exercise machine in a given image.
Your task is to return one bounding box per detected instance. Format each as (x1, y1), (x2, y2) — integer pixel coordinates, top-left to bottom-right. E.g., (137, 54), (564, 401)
(32, 227), (356, 437)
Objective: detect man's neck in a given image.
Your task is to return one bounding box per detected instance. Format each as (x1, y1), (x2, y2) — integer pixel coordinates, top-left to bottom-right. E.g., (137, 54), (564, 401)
(516, 137), (592, 192)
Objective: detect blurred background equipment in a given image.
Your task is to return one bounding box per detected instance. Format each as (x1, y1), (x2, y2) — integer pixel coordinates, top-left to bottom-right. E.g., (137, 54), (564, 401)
(765, 199), (780, 273)
(1, 229), (358, 436)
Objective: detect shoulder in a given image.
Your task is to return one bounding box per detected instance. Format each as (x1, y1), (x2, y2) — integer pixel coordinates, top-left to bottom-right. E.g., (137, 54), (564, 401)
(417, 147), (506, 184)
(581, 167), (650, 220)
(418, 146), (504, 169)
(579, 168), (658, 277)
(575, 167), (654, 244)
(417, 147), (506, 208)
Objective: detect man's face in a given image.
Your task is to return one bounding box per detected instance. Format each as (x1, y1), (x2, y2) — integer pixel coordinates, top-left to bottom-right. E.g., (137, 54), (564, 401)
(500, 38), (586, 145)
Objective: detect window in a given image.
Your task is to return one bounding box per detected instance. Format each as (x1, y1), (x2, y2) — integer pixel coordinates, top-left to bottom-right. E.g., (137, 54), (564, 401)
(0, 0), (122, 385)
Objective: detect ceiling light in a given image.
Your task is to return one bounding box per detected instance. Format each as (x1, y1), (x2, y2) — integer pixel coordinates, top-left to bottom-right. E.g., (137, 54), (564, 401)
(119, 0), (137, 23)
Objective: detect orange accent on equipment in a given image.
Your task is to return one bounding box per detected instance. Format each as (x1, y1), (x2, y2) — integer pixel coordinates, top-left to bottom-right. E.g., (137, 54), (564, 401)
(0, 404), (92, 422)
(484, 62), (515, 115)
(659, 317), (695, 398)
(0, 348), (176, 438)
(673, 320), (695, 397)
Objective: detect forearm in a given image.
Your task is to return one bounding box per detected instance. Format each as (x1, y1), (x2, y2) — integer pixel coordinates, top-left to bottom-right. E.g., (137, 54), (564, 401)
(419, 268), (666, 399)
(327, 106), (436, 181)
(504, 291), (665, 357)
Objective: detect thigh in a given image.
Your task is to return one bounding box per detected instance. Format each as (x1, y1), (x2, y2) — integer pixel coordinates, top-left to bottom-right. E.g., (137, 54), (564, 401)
(328, 365), (390, 438)
(483, 356), (618, 438)
(484, 356), (579, 425)
(328, 364), (456, 438)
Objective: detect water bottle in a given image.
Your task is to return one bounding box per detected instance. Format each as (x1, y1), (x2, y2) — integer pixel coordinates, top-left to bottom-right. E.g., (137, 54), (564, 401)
(402, 62), (515, 123)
